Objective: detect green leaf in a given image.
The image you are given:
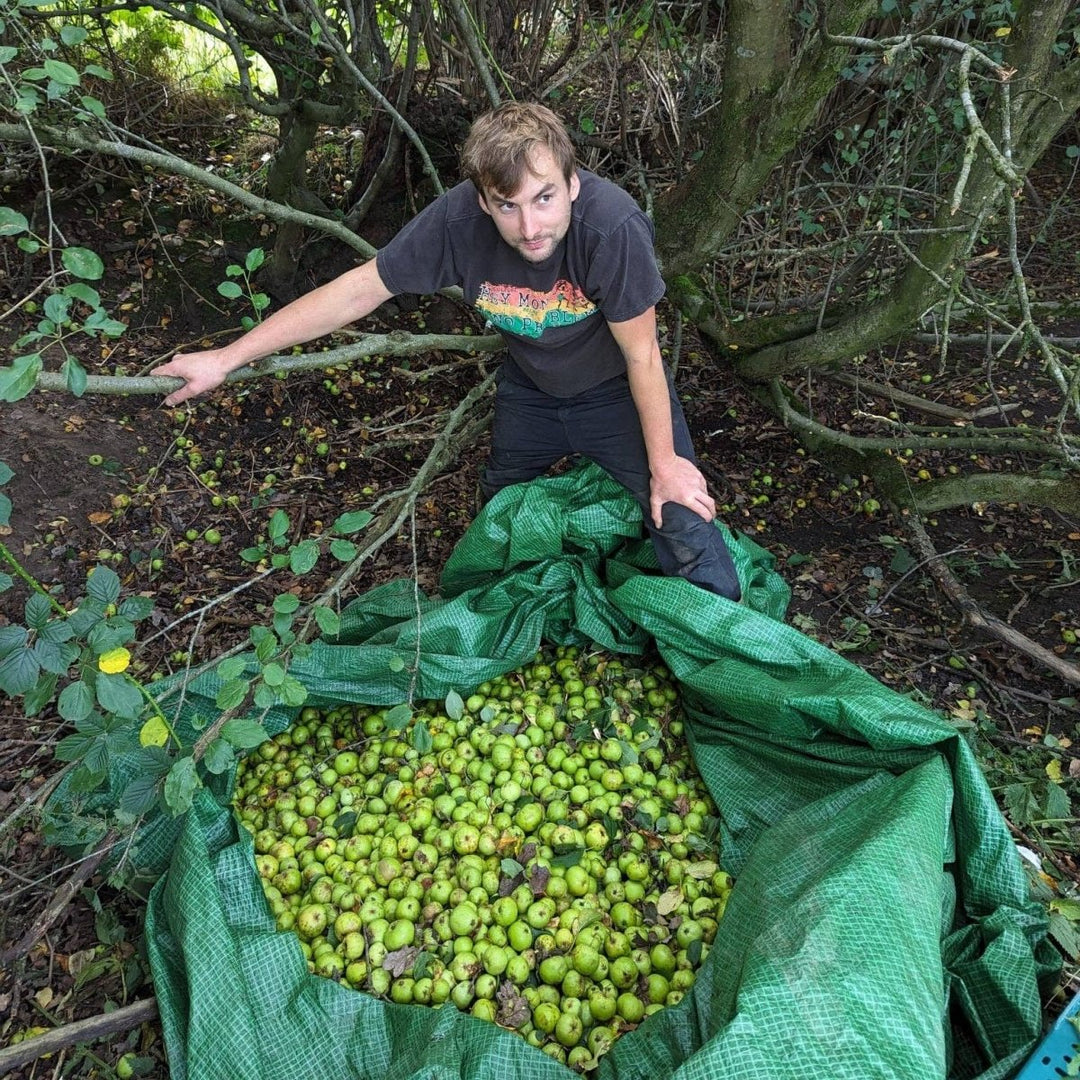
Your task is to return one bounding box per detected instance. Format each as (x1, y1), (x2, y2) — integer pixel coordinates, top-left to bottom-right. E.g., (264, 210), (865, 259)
(44, 293), (71, 325)
(66, 603), (104, 637)
(33, 637), (79, 674)
(411, 719), (432, 754)
(330, 539), (357, 562)
(1049, 912), (1080, 961)
(61, 246), (104, 281)
(43, 58), (80, 85)
(1045, 781), (1072, 822)
(1003, 782), (1039, 827)
(0, 354), (44, 402)
(87, 618), (135, 654)
(0, 207), (29, 236)
(253, 630), (278, 664)
(278, 676), (307, 707)
(216, 656), (248, 682)
(313, 605), (340, 637)
(24, 591), (53, 630)
(0, 493), (9, 528)
(0, 45), (17, 63)
(78, 94), (106, 120)
(64, 356), (88, 397)
(203, 738), (235, 775)
(83, 63), (112, 80)
(239, 546), (265, 564)
(0, 461), (13, 485)
(86, 565), (121, 605)
(273, 593), (300, 614)
(220, 717), (269, 749)
(217, 281), (243, 299)
(0, 644), (40, 695)
(60, 25), (88, 45)
(289, 539), (319, 575)
(501, 858), (525, 878)
(83, 308), (127, 336)
(0, 625), (28, 657)
(385, 703), (412, 731)
(253, 682), (278, 710)
(95, 671), (143, 719)
(24, 669), (58, 717)
(0, 571), (13, 592)
(889, 546), (917, 575)
(551, 848), (584, 869)
(245, 248), (265, 272)
(445, 690), (464, 721)
(261, 661), (285, 687)
(331, 510), (373, 535)
(117, 595), (154, 621)
(215, 678), (249, 711)
(120, 773), (162, 816)
(267, 509), (290, 542)
(163, 756), (200, 816)
(54, 729), (96, 763)
(58, 679), (95, 722)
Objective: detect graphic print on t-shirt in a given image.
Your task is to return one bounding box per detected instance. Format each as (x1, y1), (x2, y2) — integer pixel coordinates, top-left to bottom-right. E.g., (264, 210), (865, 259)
(475, 279), (597, 339)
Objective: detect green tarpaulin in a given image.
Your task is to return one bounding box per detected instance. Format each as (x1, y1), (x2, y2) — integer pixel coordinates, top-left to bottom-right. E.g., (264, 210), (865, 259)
(51, 461), (1058, 1079)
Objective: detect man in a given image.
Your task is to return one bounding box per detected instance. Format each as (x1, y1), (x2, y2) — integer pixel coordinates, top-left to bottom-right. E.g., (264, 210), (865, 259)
(153, 102), (741, 600)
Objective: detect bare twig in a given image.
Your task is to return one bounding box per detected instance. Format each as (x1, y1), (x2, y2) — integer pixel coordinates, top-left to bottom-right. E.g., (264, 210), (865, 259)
(0, 831), (118, 965)
(899, 512), (1080, 686)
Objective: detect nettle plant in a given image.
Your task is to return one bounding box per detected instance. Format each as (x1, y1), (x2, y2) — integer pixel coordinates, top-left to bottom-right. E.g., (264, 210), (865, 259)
(0, 0), (128, 401)
(0, 461), (373, 822)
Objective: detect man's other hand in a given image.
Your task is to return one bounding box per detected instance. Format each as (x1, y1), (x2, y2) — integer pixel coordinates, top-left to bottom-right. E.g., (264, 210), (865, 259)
(649, 456), (716, 527)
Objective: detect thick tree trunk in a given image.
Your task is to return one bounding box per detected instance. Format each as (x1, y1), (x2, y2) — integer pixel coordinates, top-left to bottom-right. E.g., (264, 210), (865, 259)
(653, 0), (877, 276)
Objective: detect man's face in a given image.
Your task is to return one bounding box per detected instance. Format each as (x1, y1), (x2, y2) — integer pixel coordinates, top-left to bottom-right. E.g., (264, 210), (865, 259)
(478, 146), (580, 264)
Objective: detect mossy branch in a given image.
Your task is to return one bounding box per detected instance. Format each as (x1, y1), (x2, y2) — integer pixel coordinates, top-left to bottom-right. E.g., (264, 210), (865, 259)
(32, 333), (504, 397)
(0, 121), (377, 256)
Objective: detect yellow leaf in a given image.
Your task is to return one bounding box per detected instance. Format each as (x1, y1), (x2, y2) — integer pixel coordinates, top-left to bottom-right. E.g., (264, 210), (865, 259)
(35, 987), (53, 1008)
(98, 647), (131, 674)
(1046, 758), (1064, 784)
(994, 25), (1011, 36)
(140, 714), (170, 748)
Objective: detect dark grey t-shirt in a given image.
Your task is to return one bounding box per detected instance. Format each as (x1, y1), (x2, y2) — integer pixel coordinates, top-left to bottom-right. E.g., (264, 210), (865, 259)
(375, 170), (665, 397)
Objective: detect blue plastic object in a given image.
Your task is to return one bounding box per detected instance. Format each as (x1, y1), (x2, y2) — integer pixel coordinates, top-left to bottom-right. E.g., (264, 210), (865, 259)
(1015, 992), (1080, 1079)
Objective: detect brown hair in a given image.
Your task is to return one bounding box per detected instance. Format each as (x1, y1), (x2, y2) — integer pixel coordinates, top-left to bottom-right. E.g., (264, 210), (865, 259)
(461, 102), (576, 199)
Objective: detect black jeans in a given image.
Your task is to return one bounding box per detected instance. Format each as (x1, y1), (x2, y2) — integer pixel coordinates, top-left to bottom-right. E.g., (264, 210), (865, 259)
(480, 369), (741, 601)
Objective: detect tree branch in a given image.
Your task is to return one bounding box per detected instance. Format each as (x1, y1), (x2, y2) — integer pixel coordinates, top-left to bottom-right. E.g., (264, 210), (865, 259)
(32, 333), (503, 396)
(0, 122), (376, 256)
(0, 999), (158, 1074)
(899, 510), (1080, 686)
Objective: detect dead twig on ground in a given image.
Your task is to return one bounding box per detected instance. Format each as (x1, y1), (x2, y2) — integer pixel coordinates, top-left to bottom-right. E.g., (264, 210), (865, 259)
(898, 511), (1080, 687)
(0, 998), (158, 1074)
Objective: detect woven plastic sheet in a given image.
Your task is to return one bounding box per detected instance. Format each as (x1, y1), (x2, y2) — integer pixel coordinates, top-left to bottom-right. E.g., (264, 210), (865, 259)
(66, 461), (1057, 1079)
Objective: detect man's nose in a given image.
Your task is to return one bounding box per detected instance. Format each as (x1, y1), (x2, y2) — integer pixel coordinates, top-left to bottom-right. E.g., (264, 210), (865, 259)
(519, 206), (537, 237)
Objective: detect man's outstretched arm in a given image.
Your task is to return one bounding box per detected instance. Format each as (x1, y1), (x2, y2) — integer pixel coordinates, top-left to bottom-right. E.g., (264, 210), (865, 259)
(152, 259), (394, 406)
